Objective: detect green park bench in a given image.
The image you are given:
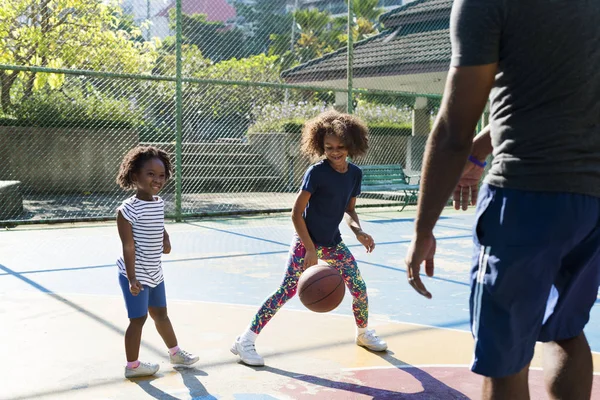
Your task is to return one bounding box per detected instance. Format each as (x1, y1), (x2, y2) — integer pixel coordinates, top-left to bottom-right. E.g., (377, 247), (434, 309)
(359, 164), (420, 211)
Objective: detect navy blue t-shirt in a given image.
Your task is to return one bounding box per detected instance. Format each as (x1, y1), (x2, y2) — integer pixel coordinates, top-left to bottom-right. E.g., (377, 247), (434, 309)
(300, 160), (362, 247)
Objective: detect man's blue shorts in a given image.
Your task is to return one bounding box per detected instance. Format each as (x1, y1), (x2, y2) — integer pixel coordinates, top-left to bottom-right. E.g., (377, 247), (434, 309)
(470, 183), (600, 378)
(119, 274), (167, 319)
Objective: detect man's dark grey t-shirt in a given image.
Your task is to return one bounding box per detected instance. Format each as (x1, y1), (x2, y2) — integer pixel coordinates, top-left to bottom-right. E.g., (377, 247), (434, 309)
(451, 0), (600, 197)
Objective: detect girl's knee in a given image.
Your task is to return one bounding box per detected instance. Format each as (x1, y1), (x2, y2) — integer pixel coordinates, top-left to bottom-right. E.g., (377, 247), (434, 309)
(129, 314), (148, 327)
(350, 280), (367, 299)
(148, 307), (169, 321)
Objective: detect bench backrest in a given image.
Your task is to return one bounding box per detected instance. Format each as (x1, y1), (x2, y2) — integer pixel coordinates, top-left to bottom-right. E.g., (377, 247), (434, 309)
(360, 164), (410, 187)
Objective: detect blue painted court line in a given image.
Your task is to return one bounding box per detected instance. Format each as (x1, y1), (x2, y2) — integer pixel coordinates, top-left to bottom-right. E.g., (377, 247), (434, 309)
(0, 263), (115, 276)
(367, 216), (452, 224)
(186, 223), (290, 247)
(0, 250), (291, 277)
(0, 263), (53, 294)
(0, 233), (472, 277)
(0, 263), (171, 357)
(357, 260), (470, 287)
(435, 223), (473, 232)
(186, 223), (472, 251)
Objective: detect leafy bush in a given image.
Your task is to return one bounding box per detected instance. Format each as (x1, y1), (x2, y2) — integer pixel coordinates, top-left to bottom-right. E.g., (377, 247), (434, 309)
(248, 101), (413, 135)
(282, 121), (412, 136)
(1, 88), (143, 130)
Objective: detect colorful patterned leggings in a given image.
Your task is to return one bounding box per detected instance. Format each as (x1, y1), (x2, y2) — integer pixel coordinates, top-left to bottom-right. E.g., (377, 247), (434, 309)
(249, 236), (368, 334)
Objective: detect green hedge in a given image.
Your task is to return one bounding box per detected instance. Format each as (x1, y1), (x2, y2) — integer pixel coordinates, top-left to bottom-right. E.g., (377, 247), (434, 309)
(0, 116), (138, 130)
(283, 121), (412, 136)
(0, 90), (143, 130)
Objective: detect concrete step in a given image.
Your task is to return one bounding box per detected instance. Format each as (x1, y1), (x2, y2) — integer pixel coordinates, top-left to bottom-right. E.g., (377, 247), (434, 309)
(181, 152), (262, 166)
(182, 164), (274, 178)
(0, 180), (23, 220)
(140, 141), (284, 193)
(142, 142), (252, 155)
(181, 176), (283, 193)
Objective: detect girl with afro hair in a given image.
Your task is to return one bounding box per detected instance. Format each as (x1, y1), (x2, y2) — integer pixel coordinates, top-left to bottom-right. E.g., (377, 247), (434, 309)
(231, 110), (387, 366)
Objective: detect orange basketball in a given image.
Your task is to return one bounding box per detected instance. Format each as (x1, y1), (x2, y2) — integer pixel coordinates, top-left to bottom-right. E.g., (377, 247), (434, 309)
(298, 264), (345, 313)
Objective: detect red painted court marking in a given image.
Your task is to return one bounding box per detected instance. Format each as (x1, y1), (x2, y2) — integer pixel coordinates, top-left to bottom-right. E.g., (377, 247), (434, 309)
(276, 365), (600, 399)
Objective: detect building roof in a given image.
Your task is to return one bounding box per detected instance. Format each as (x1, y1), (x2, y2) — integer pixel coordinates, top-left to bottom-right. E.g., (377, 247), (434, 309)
(380, 0), (452, 27)
(156, 0), (236, 22)
(281, 0), (452, 84)
(281, 25), (451, 83)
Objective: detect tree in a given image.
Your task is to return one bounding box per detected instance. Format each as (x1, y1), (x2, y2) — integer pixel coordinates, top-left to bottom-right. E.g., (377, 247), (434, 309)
(233, 0), (291, 56)
(268, 0), (384, 67)
(293, 8), (340, 62)
(169, 11), (249, 63)
(189, 54), (287, 120)
(0, 0), (157, 113)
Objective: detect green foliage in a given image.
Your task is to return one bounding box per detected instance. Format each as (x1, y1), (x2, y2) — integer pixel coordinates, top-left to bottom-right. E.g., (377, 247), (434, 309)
(1, 83), (143, 129)
(170, 11), (249, 62)
(152, 41), (212, 77)
(234, 0), (291, 56)
(282, 120), (412, 136)
(188, 54), (289, 119)
(269, 0), (384, 65)
(0, 0), (158, 112)
(248, 101), (413, 135)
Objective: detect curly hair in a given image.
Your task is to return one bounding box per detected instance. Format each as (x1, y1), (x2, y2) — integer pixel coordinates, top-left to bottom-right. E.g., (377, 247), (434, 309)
(300, 109), (369, 160)
(116, 146), (173, 190)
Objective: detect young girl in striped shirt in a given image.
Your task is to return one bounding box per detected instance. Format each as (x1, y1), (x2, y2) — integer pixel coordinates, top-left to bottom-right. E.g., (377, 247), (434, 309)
(116, 146), (198, 378)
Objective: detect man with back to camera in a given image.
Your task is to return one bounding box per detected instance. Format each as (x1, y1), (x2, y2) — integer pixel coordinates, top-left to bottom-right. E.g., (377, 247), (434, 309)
(404, 0), (600, 399)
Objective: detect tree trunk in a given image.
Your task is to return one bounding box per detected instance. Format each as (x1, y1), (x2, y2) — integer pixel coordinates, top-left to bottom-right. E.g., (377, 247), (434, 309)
(23, 72), (37, 100)
(0, 70), (19, 113)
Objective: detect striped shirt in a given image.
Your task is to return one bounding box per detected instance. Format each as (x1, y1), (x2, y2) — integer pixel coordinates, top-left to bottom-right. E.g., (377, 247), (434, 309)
(116, 196), (165, 287)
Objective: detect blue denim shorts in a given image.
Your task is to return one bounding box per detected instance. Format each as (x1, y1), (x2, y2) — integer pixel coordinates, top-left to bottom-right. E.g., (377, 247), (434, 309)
(119, 273), (167, 319)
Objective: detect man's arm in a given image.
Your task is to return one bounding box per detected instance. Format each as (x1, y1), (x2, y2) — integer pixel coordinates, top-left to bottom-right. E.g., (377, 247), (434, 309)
(404, 65), (496, 299)
(453, 124), (494, 210)
(472, 125), (493, 163)
(405, 0), (502, 298)
(414, 64), (497, 235)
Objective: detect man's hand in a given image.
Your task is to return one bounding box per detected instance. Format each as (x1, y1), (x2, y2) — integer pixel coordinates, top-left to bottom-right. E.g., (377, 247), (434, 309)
(453, 160), (485, 210)
(129, 278), (143, 296)
(356, 231), (375, 253)
(404, 232), (436, 299)
(303, 249), (318, 270)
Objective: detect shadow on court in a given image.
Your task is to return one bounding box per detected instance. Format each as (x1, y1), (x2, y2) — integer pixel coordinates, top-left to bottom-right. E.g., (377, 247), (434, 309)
(132, 367), (216, 400)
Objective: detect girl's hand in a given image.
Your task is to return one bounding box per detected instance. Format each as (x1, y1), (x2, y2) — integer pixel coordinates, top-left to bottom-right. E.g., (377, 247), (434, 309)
(129, 278), (143, 296)
(357, 231), (375, 253)
(163, 236), (171, 254)
(303, 249), (318, 270)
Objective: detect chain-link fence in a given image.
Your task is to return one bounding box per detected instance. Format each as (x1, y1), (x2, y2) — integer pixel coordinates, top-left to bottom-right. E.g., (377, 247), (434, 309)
(0, 0), (474, 225)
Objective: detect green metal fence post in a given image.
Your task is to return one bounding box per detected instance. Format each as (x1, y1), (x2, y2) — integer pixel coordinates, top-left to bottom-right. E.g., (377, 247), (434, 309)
(347, 0), (354, 114)
(175, 0), (183, 222)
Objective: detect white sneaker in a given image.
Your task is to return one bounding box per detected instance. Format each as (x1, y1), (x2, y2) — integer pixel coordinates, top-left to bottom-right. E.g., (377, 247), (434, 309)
(356, 329), (388, 352)
(170, 348), (199, 366)
(124, 361), (160, 378)
(230, 336), (264, 366)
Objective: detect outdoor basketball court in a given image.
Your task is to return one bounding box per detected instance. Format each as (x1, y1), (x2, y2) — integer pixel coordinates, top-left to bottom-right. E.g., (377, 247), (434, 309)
(1, 207), (599, 399)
